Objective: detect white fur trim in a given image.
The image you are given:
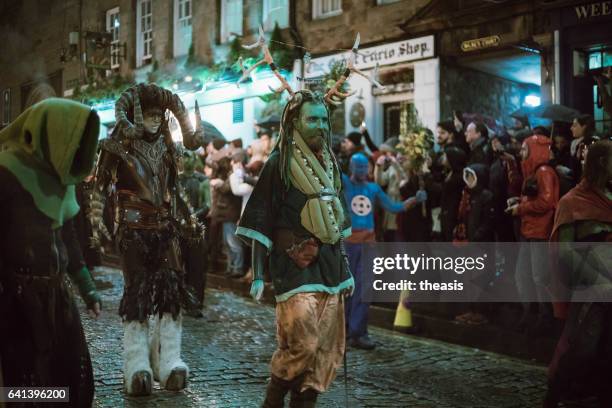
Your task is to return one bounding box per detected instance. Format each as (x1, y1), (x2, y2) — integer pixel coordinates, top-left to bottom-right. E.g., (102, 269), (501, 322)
(159, 313), (189, 389)
(123, 321), (152, 394)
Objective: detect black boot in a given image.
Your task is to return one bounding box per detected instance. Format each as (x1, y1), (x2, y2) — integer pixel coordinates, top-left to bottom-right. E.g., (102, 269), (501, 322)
(289, 388), (318, 408)
(262, 375), (291, 408)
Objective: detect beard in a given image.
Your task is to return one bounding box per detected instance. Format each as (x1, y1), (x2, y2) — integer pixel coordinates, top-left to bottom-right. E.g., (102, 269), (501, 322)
(305, 132), (326, 152)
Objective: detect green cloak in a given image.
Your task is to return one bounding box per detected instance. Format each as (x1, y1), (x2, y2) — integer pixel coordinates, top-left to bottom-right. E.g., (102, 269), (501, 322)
(0, 98), (100, 228)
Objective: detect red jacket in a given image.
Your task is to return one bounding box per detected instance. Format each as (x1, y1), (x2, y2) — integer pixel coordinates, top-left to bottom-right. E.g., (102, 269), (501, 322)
(518, 136), (559, 239)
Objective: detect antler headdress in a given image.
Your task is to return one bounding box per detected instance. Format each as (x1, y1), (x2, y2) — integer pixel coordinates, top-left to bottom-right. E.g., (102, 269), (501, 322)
(324, 33), (385, 106)
(236, 26), (294, 96)
(114, 83), (204, 150)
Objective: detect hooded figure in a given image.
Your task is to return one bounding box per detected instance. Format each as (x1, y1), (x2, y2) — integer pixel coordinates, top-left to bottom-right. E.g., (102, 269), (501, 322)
(0, 98), (101, 407)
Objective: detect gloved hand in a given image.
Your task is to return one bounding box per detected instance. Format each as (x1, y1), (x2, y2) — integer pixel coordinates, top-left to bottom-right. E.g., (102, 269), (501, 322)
(71, 267), (102, 319)
(250, 279), (264, 301)
(415, 189), (428, 203)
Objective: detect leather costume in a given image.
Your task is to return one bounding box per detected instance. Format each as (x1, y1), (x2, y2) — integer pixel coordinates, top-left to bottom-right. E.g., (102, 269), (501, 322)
(93, 84), (204, 322)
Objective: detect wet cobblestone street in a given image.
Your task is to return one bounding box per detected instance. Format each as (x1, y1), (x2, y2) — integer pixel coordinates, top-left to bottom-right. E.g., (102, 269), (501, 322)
(81, 266), (552, 408)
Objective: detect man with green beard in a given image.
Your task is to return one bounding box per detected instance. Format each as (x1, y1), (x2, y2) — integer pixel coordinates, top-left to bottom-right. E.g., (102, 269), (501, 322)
(236, 90), (353, 407)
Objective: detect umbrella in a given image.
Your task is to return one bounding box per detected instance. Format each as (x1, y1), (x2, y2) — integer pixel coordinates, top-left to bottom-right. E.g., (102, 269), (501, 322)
(201, 120), (225, 144)
(533, 104), (580, 123)
(256, 114), (280, 129)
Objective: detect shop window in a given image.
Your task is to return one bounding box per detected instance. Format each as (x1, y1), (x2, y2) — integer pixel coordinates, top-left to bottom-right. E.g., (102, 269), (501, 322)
(263, 0), (289, 30)
(233, 99), (244, 123)
(106, 7), (120, 69)
(313, 0), (342, 20)
(137, 0), (153, 66)
(220, 0), (243, 43)
(2, 88), (10, 125)
(174, 0), (192, 57)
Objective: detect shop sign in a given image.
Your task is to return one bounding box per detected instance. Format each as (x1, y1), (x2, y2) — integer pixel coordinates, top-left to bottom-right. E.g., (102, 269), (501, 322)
(304, 35), (435, 79)
(460, 35), (501, 52)
(574, 1), (612, 20)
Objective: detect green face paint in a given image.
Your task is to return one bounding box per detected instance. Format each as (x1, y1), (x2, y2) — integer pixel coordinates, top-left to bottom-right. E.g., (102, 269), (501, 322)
(294, 102), (329, 151)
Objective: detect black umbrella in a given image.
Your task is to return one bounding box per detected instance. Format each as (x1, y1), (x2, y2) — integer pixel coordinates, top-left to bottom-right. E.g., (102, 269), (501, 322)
(201, 120), (225, 144)
(534, 104), (580, 123)
(256, 114), (280, 129)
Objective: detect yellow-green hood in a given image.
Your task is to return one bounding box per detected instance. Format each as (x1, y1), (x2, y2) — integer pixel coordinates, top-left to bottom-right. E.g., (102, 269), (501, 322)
(0, 98), (100, 228)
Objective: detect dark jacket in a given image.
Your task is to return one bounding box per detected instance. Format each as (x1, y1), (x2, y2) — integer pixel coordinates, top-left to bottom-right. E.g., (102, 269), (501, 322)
(468, 137), (493, 167)
(440, 146), (467, 242)
(489, 151), (522, 241)
(209, 157), (242, 223)
(465, 164), (496, 242)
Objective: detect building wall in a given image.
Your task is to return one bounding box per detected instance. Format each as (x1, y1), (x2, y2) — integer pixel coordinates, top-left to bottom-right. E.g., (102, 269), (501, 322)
(440, 63), (538, 127)
(294, 0), (429, 55)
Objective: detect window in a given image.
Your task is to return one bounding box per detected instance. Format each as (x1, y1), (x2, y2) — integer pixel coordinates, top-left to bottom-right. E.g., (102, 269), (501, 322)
(2, 89), (10, 125)
(377, 0), (401, 4)
(106, 7), (120, 69)
(312, 0), (342, 19)
(263, 0), (289, 30)
(588, 49), (612, 136)
(220, 0), (243, 43)
(232, 99), (244, 123)
(174, 0), (192, 57)
(136, 0), (153, 66)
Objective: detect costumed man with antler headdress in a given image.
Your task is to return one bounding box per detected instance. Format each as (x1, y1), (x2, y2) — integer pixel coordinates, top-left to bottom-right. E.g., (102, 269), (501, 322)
(234, 28), (391, 407)
(90, 83), (204, 396)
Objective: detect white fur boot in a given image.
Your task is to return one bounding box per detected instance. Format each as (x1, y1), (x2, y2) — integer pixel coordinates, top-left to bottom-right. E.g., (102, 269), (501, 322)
(149, 315), (161, 382)
(159, 313), (189, 391)
(123, 320), (153, 396)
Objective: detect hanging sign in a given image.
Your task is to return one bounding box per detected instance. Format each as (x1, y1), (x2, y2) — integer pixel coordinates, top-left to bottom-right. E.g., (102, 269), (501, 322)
(461, 35), (501, 52)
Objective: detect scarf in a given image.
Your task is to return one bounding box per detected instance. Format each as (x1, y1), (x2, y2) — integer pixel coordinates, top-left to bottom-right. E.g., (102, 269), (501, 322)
(287, 130), (344, 244)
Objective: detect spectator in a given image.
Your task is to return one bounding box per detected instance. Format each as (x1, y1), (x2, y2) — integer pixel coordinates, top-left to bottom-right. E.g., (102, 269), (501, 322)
(440, 146), (468, 242)
(508, 135), (560, 332)
(570, 114), (597, 181)
(209, 155), (243, 278)
(489, 136), (523, 241)
(374, 137), (407, 242)
(465, 122), (493, 166)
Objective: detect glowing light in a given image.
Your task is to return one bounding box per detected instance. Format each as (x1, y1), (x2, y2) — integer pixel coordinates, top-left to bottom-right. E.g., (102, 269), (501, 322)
(114, 18), (120, 28)
(172, 83), (179, 90)
(185, 75), (193, 82)
(524, 95), (541, 107)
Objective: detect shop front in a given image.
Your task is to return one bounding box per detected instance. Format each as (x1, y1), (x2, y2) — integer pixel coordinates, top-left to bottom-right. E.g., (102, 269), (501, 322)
(555, 0), (612, 136)
(305, 35), (437, 144)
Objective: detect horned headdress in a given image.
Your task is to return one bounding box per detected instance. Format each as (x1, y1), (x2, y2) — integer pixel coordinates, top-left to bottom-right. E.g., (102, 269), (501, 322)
(114, 83), (204, 150)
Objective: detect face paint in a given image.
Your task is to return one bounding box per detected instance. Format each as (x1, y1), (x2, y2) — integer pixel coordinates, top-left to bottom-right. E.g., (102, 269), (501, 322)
(294, 102), (329, 152)
(143, 109), (163, 134)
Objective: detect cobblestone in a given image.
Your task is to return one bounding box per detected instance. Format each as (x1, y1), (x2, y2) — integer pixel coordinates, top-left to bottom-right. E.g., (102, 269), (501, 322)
(78, 267), (590, 407)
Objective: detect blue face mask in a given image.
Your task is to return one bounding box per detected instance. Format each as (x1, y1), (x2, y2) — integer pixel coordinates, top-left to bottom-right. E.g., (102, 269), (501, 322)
(350, 153), (369, 182)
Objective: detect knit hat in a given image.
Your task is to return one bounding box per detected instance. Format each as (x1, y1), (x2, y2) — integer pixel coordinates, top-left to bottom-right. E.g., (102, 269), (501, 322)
(212, 138), (226, 150)
(346, 131), (362, 146)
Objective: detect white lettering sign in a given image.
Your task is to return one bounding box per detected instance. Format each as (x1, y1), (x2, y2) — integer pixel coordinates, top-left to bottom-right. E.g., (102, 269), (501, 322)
(304, 35), (435, 79)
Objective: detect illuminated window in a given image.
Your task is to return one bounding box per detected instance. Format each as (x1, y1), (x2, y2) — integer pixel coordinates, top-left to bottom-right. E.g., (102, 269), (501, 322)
(137, 0), (153, 66)
(263, 0), (289, 30)
(174, 0), (192, 57)
(220, 0), (243, 43)
(313, 0), (342, 20)
(106, 7), (120, 69)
